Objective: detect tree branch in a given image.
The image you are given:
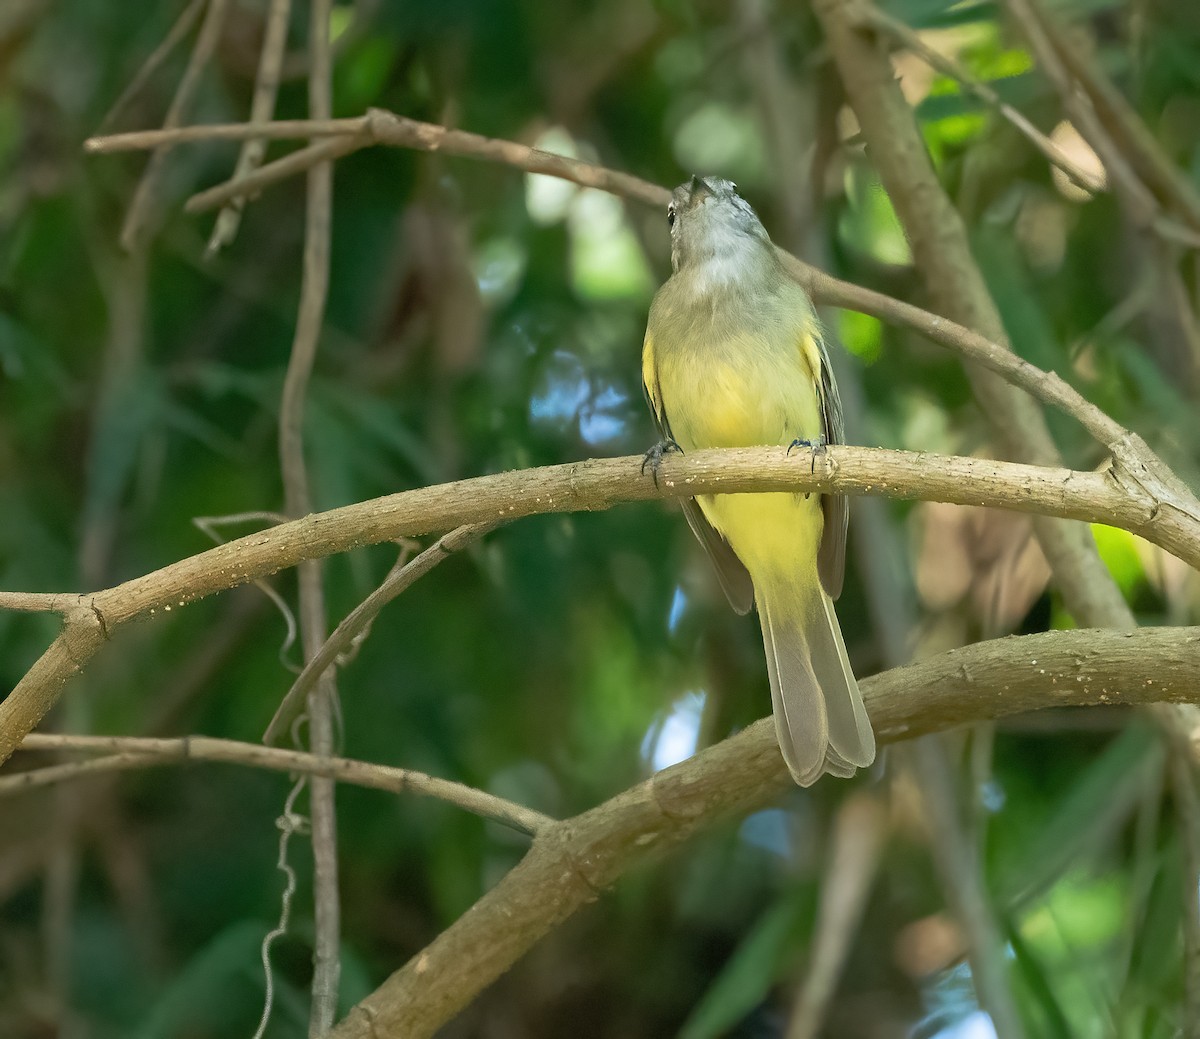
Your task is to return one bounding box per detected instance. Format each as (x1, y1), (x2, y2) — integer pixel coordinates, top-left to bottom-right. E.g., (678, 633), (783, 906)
(9, 733), (550, 835)
(2, 445), (1198, 767)
(323, 625), (1200, 1039)
(810, 0), (1132, 632)
(83, 107), (1199, 508)
(264, 523), (494, 746)
(205, 0), (293, 256)
(277, 0), (341, 1026)
(118, 0), (231, 250)
(853, 2), (1104, 194)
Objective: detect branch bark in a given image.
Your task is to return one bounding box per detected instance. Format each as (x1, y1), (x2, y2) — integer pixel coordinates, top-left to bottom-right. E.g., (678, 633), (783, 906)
(810, 0), (1131, 632)
(84, 107), (1200, 512)
(323, 625), (1200, 1039)
(9, 734), (549, 835)
(2, 445), (1198, 767)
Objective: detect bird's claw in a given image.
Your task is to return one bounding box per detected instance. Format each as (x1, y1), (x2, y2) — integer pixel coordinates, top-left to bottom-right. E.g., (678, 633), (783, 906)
(787, 435), (827, 497)
(642, 438), (682, 488)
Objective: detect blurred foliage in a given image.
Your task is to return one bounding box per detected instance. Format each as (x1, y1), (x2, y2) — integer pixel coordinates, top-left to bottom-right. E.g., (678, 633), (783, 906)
(1, 0), (1199, 1036)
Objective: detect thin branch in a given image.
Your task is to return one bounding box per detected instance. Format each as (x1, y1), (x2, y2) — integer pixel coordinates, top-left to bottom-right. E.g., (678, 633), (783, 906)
(95, 0), (208, 133)
(1037, 2), (1200, 234)
(786, 794), (887, 1039)
(182, 116), (667, 215)
(908, 739), (1027, 1039)
(854, 2), (1104, 194)
(85, 109), (1185, 481)
(265, 523), (494, 745)
(81, 110), (1200, 513)
(85, 117), (371, 150)
(119, 0), (232, 250)
(0, 593), (85, 613)
(253, 779), (305, 1039)
(206, 0), (294, 256)
(813, 0), (1133, 626)
(323, 625), (1200, 1039)
(2, 444), (1199, 767)
(12, 734), (550, 835)
(193, 513), (299, 670)
(287, 0), (340, 1027)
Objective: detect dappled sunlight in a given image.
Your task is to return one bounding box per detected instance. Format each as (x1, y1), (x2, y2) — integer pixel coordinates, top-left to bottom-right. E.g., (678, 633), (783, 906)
(641, 690), (706, 773)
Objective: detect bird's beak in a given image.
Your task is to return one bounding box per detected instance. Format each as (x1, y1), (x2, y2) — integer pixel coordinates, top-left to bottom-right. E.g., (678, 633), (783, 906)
(688, 175), (713, 205)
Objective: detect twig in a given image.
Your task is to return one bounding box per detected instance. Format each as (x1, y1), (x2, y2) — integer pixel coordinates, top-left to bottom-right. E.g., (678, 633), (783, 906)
(253, 779), (306, 1039)
(786, 794), (887, 1039)
(908, 739), (1027, 1039)
(95, 0), (207, 134)
(86, 117), (371, 150)
(322, 625), (1200, 1039)
(206, 0), (294, 256)
(1166, 733), (1200, 1036)
(193, 513), (298, 669)
(10, 733), (550, 835)
(1002, 0), (1156, 227)
(119, 0), (232, 250)
(85, 111), (1176, 470)
(0, 593), (84, 613)
(265, 523), (494, 745)
(284, 0), (340, 1028)
(177, 110), (669, 212)
(2, 444), (1199, 767)
(811, 0), (1134, 631)
(854, 2), (1104, 193)
(83, 108), (1200, 510)
(1038, 4), (1200, 234)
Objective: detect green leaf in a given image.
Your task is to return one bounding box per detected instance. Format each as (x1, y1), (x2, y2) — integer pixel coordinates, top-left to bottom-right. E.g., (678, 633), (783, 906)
(679, 888), (811, 1039)
(995, 724), (1163, 910)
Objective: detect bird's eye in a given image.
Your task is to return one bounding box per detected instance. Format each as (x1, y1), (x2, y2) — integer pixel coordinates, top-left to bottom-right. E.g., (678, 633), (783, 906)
(667, 203), (676, 229)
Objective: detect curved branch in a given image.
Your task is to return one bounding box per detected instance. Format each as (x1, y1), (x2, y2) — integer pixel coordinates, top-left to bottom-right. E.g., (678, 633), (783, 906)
(2, 445), (1198, 766)
(324, 625), (1200, 1039)
(263, 522), (494, 746)
(83, 108), (1198, 497)
(9, 734), (549, 835)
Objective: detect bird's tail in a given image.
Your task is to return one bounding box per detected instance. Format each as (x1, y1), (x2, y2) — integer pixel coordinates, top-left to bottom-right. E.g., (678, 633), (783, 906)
(758, 581), (875, 786)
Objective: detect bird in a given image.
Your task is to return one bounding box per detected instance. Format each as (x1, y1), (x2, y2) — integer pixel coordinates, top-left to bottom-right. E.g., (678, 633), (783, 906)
(640, 175), (875, 785)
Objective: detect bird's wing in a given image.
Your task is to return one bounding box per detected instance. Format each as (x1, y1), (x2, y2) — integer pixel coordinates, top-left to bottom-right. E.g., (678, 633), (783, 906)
(642, 329), (755, 615)
(813, 330), (847, 601)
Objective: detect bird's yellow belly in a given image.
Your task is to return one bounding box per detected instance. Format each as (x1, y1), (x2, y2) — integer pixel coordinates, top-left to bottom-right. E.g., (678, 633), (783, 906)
(699, 489), (822, 577)
(657, 348), (825, 579)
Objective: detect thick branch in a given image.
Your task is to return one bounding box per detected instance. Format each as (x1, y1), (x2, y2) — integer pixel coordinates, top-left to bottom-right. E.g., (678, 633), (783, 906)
(2, 446), (1198, 767)
(325, 625), (1200, 1039)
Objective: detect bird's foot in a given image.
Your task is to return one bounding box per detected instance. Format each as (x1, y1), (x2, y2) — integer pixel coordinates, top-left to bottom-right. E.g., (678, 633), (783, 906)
(641, 438), (682, 488)
(787, 435), (827, 497)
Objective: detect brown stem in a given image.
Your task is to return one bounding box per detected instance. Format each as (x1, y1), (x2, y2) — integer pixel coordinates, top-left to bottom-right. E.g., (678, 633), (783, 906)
(264, 523), (494, 745)
(2, 444), (1198, 767)
(324, 625), (1200, 1039)
(10, 734), (550, 835)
